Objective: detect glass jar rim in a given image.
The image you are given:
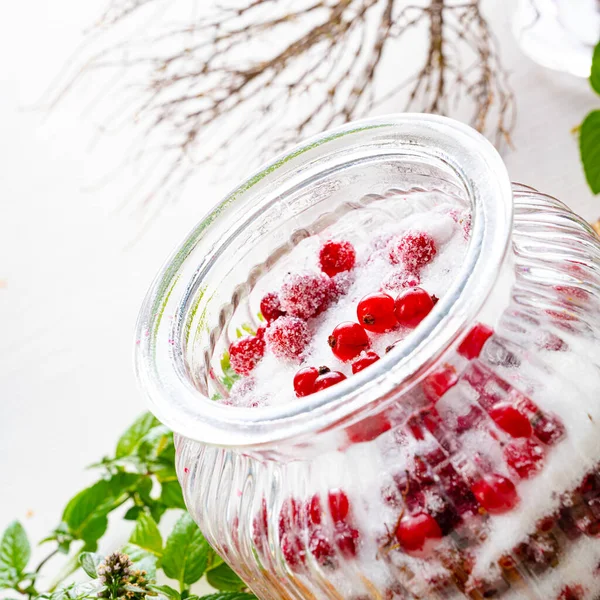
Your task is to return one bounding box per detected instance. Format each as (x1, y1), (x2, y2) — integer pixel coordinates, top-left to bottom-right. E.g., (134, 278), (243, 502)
(134, 114), (513, 448)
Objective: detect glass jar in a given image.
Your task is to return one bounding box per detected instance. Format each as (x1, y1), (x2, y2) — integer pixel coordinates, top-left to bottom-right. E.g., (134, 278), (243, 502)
(514, 0), (600, 78)
(135, 115), (600, 599)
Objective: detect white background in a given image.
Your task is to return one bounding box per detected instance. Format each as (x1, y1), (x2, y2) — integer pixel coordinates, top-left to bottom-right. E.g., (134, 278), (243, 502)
(0, 0), (598, 589)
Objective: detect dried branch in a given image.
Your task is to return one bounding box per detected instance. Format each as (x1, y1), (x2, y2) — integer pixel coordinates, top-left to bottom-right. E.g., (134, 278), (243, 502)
(49, 0), (516, 213)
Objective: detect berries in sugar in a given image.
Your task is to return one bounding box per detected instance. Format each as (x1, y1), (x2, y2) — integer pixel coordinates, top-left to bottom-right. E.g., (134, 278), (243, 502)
(265, 316), (310, 361)
(309, 529), (335, 566)
(533, 412), (566, 446)
(260, 292), (285, 323)
(471, 473), (519, 514)
(357, 292), (397, 333)
(422, 363), (458, 403)
(395, 512), (442, 555)
(279, 271), (334, 319)
(347, 413), (391, 444)
(558, 585), (585, 600)
(228, 335), (266, 375)
(388, 230), (437, 270)
(457, 322), (494, 359)
(489, 403), (532, 438)
(335, 524), (359, 557)
(504, 439), (545, 479)
(394, 287), (435, 328)
(351, 351), (380, 374)
(319, 240), (356, 277)
(381, 270), (420, 293)
(328, 322), (370, 361)
(328, 489), (350, 523)
(313, 369), (347, 392)
(308, 494), (322, 525)
(281, 533), (306, 569)
(278, 497), (301, 537)
(294, 365), (330, 397)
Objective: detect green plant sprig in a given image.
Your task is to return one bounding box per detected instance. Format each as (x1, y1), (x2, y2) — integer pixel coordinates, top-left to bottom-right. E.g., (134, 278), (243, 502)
(580, 41), (600, 195)
(0, 414), (256, 600)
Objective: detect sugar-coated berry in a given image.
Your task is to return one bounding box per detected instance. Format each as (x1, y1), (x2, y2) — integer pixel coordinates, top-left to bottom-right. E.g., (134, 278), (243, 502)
(558, 585), (586, 600)
(265, 316), (310, 361)
(281, 533), (306, 569)
(351, 351), (380, 374)
(335, 524), (359, 557)
(328, 322), (370, 361)
(504, 439), (545, 479)
(328, 489), (350, 523)
(260, 292), (285, 323)
(279, 271), (334, 319)
(319, 240), (356, 277)
(357, 292), (397, 333)
(381, 270), (420, 293)
(347, 413), (391, 444)
(293, 366), (330, 397)
(308, 495), (322, 525)
(489, 403), (533, 438)
(533, 412), (566, 446)
(309, 529), (335, 566)
(228, 335), (266, 375)
(388, 230), (437, 271)
(471, 474), (519, 514)
(394, 287), (435, 328)
(395, 512), (442, 555)
(313, 370), (347, 392)
(458, 322), (494, 359)
(422, 363), (458, 403)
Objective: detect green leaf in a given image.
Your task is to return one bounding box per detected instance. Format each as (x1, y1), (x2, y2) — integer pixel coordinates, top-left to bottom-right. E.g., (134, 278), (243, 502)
(219, 352), (240, 391)
(62, 474), (140, 545)
(206, 563), (245, 592)
(124, 506), (143, 521)
(79, 553), (103, 579)
(160, 481), (186, 510)
(591, 40), (600, 96)
(121, 544), (157, 579)
(162, 513), (209, 586)
(138, 427), (172, 463)
(116, 412), (161, 458)
(148, 585), (180, 600)
(194, 594), (255, 600)
(580, 110), (600, 194)
(130, 513), (163, 556)
(0, 521), (31, 582)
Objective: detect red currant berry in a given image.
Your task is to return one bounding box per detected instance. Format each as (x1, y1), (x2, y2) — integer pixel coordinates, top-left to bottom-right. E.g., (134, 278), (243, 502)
(313, 370), (347, 392)
(328, 322), (370, 361)
(347, 413), (391, 444)
(281, 533), (306, 570)
(351, 351), (380, 374)
(309, 529), (335, 566)
(357, 292), (397, 333)
(457, 323), (494, 359)
(388, 230), (437, 270)
(328, 489), (350, 523)
(504, 439), (545, 479)
(335, 524), (359, 558)
(279, 271), (334, 319)
(228, 335), (266, 375)
(558, 585), (585, 600)
(533, 412), (566, 446)
(381, 270), (420, 294)
(308, 495), (322, 525)
(471, 474), (519, 515)
(278, 497), (301, 537)
(255, 325), (267, 339)
(265, 316), (310, 361)
(319, 240), (356, 277)
(489, 403), (532, 438)
(395, 512), (442, 555)
(422, 363), (458, 403)
(293, 366), (330, 398)
(260, 292), (285, 323)
(394, 287), (435, 328)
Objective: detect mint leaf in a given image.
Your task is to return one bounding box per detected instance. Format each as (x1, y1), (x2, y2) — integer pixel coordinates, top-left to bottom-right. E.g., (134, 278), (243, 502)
(0, 521), (31, 584)
(219, 352), (240, 391)
(116, 412), (161, 458)
(162, 513), (209, 586)
(580, 110), (600, 194)
(130, 513), (163, 556)
(160, 481), (186, 510)
(591, 41), (600, 96)
(148, 585), (181, 600)
(206, 563), (245, 592)
(79, 552), (103, 579)
(121, 543), (158, 579)
(138, 427), (172, 462)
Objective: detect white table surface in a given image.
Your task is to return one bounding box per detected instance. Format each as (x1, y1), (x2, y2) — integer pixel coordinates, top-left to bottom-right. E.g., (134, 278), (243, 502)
(1, 0), (598, 590)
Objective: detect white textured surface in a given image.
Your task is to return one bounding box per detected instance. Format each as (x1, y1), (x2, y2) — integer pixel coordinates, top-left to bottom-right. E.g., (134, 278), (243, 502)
(0, 0), (599, 591)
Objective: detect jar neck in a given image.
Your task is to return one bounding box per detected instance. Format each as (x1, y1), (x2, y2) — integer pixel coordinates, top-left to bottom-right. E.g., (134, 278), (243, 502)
(135, 114), (513, 450)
